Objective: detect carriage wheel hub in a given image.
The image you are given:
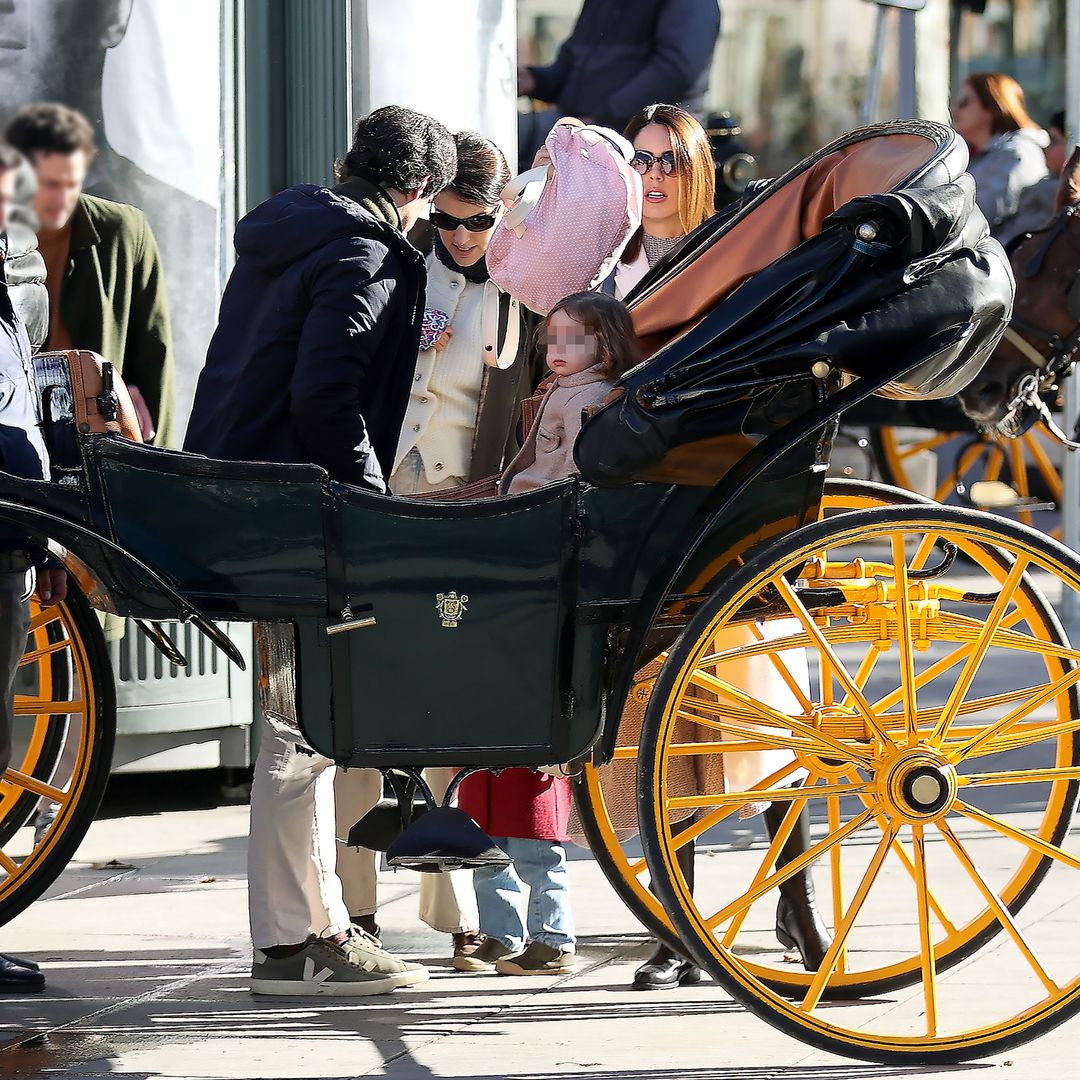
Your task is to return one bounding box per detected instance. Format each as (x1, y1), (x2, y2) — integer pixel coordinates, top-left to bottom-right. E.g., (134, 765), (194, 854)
(876, 749), (958, 823)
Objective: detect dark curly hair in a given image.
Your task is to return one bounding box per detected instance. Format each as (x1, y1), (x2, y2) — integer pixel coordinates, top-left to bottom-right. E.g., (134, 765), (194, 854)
(5, 102), (98, 161)
(447, 131), (510, 208)
(336, 105), (456, 197)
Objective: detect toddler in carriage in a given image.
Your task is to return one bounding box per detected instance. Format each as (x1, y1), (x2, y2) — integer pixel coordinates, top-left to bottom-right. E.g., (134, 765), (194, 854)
(455, 292), (639, 975)
(498, 291), (640, 496)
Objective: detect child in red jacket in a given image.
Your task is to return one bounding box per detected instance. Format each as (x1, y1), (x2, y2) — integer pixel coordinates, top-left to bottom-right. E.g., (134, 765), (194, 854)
(454, 768), (576, 975)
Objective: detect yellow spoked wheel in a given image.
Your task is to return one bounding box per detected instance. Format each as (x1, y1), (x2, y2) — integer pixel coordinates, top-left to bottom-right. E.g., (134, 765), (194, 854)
(573, 478), (938, 960)
(874, 423), (1066, 536)
(0, 581), (115, 925)
(639, 504), (1080, 1063)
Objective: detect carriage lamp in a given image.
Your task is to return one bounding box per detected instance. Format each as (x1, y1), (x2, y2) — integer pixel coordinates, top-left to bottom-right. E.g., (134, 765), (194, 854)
(705, 112), (757, 209)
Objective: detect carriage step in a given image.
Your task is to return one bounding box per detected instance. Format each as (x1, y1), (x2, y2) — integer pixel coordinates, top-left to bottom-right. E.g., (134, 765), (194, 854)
(385, 806), (511, 873)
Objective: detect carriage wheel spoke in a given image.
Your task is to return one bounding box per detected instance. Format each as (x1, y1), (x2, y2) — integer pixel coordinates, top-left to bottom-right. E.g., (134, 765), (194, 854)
(800, 823), (897, 1012)
(667, 779), (870, 812)
(771, 576), (890, 744)
(891, 534), (919, 745)
(911, 825), (939, 1037)
(0, 769), (67, 804)
(720, 797), (808, 947)
(937, 819), (1059, 996)
(0, 848), (18, 876)
(956, 800), (1080, 872)
(19, 638), (72, 666)
(1025, 430), (1064, 501)
(673, 710), (869, 763)
(705, 808), (874, 931)
(898, 432), (955, 460)
(682, 674), (871, 762)
(827, 795), (846, 973)
(28, 608), (64, 634)
(952, 662), (1080, 760)
(748, 624), (815, 713)
(841, 765), (959, 936)
(960, 764), (1080, 788)
(871, 609), (1027, 715)
(13, 699), (84, 716)
(612, 745), (641, 760)
(909, 532), (941, 573)
(929, 556), (1029, 744)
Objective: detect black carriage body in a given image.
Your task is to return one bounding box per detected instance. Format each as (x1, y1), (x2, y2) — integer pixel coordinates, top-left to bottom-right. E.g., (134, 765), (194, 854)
(1, 120), (1012, 770)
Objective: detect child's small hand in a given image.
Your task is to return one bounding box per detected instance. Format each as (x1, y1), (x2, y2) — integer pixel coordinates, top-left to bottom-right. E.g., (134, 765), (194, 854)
(433, 327), (454, 353)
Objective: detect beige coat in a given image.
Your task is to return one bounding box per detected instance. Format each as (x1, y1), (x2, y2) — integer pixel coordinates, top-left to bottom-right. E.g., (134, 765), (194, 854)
(499, 364), (613, 495)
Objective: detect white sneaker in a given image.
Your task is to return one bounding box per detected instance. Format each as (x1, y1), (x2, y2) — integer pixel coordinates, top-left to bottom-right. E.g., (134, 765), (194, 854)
(250, 934), (427, 996)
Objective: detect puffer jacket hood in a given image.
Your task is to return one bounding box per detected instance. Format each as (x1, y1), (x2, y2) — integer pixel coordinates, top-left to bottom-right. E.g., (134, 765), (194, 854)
(234, 183), (400, 278)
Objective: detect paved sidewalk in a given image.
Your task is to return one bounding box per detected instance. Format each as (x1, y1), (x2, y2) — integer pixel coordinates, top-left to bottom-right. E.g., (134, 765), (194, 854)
(0, 795), (1075, 1079)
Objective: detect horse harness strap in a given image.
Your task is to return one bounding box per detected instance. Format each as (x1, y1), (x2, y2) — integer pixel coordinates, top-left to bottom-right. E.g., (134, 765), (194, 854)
(1002, 326), (1050, 371)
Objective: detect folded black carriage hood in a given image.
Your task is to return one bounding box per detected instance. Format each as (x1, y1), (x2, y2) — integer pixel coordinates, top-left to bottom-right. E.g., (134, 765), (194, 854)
(575, 121), (1015, 487)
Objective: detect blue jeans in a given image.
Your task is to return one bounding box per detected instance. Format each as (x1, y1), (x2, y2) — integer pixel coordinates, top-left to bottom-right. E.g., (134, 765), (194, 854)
(473, 837), (576, 953)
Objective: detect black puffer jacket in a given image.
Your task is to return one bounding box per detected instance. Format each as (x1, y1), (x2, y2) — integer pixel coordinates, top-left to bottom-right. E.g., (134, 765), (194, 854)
(185, 176), (426, 491)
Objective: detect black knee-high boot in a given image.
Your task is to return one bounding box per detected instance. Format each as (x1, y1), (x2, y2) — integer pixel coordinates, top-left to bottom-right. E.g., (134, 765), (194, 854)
(763, 800), (833, 971)
(633, 819), (704, 989)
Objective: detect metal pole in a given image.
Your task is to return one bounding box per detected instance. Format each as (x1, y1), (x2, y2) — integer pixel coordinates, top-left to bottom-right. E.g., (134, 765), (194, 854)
(897, 8), (918, 117)
(863, 5), (889, 126)
(1061, 0), (1080, 621)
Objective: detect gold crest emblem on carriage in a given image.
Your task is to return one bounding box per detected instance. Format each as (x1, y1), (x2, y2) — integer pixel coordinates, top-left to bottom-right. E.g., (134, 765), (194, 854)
(435, 591), (469, 628)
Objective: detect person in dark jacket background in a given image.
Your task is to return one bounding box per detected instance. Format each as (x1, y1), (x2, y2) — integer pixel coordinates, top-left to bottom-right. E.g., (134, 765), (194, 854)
(186, 106), (457, 998)
(0, 139), (69, 994)
(518, 0), (721, 162)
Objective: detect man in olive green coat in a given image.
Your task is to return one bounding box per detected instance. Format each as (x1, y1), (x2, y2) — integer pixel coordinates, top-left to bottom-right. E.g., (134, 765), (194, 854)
(5, 102), (175, 446)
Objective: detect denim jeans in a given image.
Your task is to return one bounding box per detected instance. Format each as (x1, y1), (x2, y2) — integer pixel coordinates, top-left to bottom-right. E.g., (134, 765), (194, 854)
(473, 837), (575, 953)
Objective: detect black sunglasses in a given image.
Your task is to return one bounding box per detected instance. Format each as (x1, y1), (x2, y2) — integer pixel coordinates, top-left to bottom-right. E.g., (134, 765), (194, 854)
(630, 149), (678, 176)
(430, 208), (499, 233)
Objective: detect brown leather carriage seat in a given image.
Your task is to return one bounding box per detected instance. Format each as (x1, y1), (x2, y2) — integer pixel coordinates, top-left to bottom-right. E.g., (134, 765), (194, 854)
(629, 133), (941, 358)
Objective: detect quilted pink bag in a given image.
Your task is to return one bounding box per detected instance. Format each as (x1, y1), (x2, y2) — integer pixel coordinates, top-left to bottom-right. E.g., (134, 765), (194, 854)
(487, 122), (643, 314)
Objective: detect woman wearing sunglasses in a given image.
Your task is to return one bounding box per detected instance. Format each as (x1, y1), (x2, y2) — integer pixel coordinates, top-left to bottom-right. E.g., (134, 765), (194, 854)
(335, 131), (542, 968)
(589, 103), (834, 991)
(601, 103), (716, 300)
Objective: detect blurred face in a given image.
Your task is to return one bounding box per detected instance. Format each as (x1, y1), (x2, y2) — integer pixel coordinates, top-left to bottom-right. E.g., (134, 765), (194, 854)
(1046, 125), (1067, 175)
(545, 309), (599, 377)
(0, 169), (14, 234)
(32, 150), (87, 231)
(951, 82), (994, 149)
(633, 123), (683, 238)
(431, 189), (501, 268)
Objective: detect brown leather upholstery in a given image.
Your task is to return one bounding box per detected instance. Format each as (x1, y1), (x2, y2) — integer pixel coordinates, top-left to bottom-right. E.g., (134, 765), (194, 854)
(41, 349), (143, 442)
(630, 134), (938, 358)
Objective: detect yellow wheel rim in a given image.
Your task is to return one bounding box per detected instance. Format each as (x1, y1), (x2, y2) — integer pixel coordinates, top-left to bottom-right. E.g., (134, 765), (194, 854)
(0, 596), (99, 904)
(643, 507), (1080, 1059)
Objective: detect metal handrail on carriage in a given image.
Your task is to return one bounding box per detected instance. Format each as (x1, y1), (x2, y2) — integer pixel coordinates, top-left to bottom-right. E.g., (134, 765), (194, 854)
(4, 120), (1080, 1065)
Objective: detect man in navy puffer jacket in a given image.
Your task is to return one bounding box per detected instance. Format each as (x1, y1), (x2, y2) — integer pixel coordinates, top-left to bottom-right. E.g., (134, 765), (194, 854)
(186, 107), (457, 998)
(186, 106), (455, 493)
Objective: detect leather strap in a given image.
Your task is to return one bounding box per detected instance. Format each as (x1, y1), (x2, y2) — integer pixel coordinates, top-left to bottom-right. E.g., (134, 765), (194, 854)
(1003, 325), (1049, 370)
(481, 282), (521, 370)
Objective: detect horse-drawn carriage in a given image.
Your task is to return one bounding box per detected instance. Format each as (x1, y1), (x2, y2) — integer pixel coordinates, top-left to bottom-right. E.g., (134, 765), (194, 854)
(3, 120), (1080, 1065)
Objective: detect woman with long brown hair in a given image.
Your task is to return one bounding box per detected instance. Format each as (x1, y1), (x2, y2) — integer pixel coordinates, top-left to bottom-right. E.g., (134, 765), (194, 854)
(951, 72), (1049, 236)
(601, 103), (716, 299)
